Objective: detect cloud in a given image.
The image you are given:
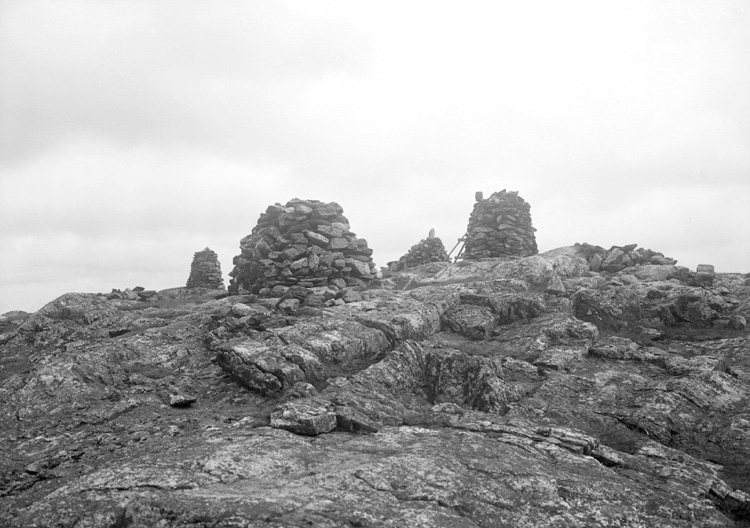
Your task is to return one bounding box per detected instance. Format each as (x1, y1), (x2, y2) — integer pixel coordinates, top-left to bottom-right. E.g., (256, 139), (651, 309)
(0, 1), (372, 165)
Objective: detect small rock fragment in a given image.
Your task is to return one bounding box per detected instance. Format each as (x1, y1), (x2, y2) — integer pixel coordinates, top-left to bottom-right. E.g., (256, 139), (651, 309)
(169, 394), (197, 408)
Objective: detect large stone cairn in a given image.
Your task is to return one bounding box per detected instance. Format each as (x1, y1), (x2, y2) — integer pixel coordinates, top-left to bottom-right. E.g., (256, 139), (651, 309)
(186, 247), (225, 289)
(394, 229), (450, 270)
(228, 199), (377, 295)
(462, 190), (538, 259)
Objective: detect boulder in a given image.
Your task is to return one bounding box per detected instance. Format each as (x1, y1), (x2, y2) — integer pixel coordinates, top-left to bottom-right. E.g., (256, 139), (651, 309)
(270, 399), (338, 435)
(169, 393), (197, 407)
(729, 314), (747, 330)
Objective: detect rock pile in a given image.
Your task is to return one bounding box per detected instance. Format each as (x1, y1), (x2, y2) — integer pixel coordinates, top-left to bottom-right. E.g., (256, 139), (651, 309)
(393, 229), (450, 270)
(228, 199), (378, 295)
(106, 286), (157, 301)
(462, 190), (538, 259)
(186, 247), (224, 289)
(574, 243), (676, 272)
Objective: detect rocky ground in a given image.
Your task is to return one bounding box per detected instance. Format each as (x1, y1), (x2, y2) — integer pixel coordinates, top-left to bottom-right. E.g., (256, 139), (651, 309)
(1, 250), (749, 527)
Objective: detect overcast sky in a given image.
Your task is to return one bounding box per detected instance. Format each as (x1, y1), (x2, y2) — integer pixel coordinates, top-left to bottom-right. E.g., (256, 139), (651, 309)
(1, 0), (749, 314)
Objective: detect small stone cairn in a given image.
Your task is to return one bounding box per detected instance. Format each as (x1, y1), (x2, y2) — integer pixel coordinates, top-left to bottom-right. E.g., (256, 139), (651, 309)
(462, 190), (538, 259)
(228, 199), (378, 295)
(393, 229), (450, 270)
(574, 243), (676, 273)
(186, 247), (225, 289)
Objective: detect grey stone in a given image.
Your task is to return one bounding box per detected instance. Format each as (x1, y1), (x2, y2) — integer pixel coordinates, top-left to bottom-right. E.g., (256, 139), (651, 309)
(277, 298), (300, 315)
(270, 399), (337, 435)
(169, 393), (197, 407)
(728, 314), (747, 330)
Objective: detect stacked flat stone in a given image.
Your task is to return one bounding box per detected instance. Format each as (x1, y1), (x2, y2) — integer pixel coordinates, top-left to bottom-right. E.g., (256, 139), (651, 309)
(574, 243), (676, 272)
(462, 190), (538, 259)
(107, 286), (158, 301)
(395, 230), (450, 270)
(186, 247), (225, 289)
(228, 199), (377, 295)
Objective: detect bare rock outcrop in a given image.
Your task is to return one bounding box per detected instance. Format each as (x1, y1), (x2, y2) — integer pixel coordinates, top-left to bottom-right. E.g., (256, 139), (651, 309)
(463, 189), (538, 259)
(228, 199), (378, 295)
(1, 246), (750, 526)
(186, 247), (224, 289)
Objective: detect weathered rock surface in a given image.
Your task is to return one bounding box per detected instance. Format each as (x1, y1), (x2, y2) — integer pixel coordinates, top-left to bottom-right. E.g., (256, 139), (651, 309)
(1, 254), (750, 527)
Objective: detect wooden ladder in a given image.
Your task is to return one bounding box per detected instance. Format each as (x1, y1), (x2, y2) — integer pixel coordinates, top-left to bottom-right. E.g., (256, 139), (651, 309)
(447, 233), (468, 262)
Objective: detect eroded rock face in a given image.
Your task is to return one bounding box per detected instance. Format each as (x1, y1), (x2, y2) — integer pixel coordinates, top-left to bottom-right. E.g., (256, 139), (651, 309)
(186, 247), (224, 289)
(228, 199), (378, 295)
(463, 189), (538, 259)
(1, 253), (750, 527)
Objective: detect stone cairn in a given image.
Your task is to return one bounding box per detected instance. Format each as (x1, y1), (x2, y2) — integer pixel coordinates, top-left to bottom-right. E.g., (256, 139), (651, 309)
(392, 229), (450, 270)
(462, 190), (538, 259)
(228, 199), (378, 295)
(186, 247), (225, 289)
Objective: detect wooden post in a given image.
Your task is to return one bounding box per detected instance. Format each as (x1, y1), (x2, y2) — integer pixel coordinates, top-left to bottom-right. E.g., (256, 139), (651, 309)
(448, 234), (467, 261)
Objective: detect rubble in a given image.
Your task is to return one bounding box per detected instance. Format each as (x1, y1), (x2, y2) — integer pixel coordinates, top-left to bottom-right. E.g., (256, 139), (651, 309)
(106, 286), (158, 301)
(574, 242), (677, 272)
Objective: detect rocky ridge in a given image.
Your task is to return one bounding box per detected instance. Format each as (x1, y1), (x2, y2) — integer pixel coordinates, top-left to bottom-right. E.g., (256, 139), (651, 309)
(1, 243), (750, 526)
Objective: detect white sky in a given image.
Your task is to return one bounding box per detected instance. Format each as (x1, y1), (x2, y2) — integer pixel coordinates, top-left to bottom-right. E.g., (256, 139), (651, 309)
(1, 0), (749, 314)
